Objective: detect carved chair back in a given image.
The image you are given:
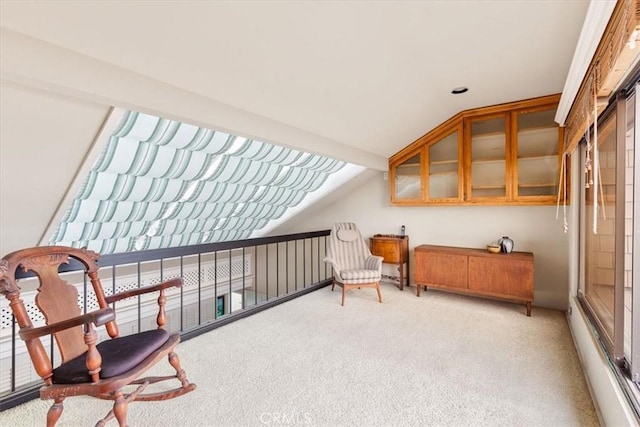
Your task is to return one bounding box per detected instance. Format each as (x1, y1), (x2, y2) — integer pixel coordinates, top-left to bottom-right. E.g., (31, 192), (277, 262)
(1, 246), (118, 366)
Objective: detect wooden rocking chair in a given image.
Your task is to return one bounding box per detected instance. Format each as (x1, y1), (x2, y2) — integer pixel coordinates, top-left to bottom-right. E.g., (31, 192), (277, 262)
(0, 246), (196, 426)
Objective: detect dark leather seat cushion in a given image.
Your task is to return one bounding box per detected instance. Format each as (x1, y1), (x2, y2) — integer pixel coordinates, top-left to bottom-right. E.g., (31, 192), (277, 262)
(52, 329), (170, 384)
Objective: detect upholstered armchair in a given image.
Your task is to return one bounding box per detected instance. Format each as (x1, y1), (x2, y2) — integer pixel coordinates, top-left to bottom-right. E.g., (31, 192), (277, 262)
(323, 222), (383, 305)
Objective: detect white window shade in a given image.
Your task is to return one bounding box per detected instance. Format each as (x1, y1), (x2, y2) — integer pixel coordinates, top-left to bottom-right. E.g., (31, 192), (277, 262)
(49, 110), (355, 254)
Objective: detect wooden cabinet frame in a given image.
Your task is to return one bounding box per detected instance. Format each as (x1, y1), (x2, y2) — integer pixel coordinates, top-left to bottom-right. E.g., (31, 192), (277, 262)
(389, 94), (569, 206)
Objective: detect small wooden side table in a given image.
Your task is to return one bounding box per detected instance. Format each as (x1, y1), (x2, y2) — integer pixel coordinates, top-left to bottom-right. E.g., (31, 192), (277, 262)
(370, 234), (410, 290)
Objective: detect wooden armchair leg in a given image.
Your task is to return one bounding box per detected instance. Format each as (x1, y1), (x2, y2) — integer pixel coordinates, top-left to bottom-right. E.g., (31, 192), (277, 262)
(341, 287), (346, 306)
(376, 283), (382, 303)
(47, 398), (64, 427)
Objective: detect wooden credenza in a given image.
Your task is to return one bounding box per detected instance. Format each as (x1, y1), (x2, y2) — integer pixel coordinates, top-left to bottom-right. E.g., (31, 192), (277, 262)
(414, 244), (534, 316)
(370, 234), (409, 290)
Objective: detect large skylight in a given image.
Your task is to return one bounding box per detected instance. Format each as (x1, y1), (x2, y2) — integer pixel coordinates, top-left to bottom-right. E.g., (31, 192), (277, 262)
(49, 110), (363, 254)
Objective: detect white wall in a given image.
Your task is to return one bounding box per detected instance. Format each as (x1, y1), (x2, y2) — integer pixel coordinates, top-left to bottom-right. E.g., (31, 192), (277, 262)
(274, 168), (570, 310)
(0, 81), (109, 255)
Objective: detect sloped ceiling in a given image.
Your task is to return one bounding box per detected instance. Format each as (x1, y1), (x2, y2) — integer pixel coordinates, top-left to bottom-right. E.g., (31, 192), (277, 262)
(0, 1), (592, 254)
(1, 1), (589, 161)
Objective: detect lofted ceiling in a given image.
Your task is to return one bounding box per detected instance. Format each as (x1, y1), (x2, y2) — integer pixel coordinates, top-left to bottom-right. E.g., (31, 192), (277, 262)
(0, 1), (590, 166)
(0, 1), (598, 255)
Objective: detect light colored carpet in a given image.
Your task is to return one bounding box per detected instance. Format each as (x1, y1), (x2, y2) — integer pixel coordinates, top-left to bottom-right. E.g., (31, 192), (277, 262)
(1, 282), (599, 426)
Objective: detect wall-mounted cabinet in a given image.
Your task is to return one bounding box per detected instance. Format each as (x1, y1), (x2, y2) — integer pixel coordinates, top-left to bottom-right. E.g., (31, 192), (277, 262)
(389, 94), (567, 206)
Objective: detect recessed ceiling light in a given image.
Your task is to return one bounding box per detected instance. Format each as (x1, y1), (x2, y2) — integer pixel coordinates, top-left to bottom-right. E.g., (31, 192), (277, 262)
(451, 87), (469, 94)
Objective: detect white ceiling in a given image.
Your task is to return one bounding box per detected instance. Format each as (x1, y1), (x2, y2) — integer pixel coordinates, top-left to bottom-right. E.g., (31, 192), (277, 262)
(0, 1), (590, 165)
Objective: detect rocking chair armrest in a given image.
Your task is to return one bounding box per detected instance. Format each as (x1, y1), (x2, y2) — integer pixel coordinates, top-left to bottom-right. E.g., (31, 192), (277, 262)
(19, 308), (116, 341)
(105, 278), (183, 304)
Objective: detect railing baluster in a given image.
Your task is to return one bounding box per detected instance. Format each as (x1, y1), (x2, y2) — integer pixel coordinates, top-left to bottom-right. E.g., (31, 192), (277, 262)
(112, 265), (116, 303)
(180, 256), (184, 332)
(317, 237), (321, 282)
(137, 262), (142, 332)
(228, 249), (232, 315)
(11, 315), (16, 392)
(242, 247), (246, 310)
(254, 245), (258, 306)
(214, 251), (218, 319)
(197, 253), (202, 326)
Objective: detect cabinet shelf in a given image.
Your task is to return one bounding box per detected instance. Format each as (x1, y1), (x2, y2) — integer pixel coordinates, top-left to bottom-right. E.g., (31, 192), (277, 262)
(396, 163), (420, 169)
(471, 157), (505, 164)
(471, 131), (506, 141)
(430, 171), (458, 177)
(471, 184), (506, 190)
(519, 183), (556, 188)
(430, 159), (458, 165)
(518, 154), (558, 161)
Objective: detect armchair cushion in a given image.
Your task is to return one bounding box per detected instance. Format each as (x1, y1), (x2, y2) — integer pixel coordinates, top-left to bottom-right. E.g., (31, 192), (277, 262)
(53, 329), (170, 384)
(340, 269), (381, 282)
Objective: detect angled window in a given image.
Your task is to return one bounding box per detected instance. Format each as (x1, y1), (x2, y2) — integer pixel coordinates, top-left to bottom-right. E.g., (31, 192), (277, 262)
(48, 110), (363, 254)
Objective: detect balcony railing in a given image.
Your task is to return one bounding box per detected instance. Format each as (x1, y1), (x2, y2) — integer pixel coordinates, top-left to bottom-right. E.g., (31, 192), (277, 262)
(0, 230), (332, 410)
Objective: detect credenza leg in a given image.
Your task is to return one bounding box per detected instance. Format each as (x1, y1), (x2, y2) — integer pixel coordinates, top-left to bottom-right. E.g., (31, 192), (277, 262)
(526, 302), (532, 317)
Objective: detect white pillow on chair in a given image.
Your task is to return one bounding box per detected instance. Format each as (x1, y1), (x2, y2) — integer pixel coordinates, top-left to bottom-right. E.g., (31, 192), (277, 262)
(337, 229), (358, 242)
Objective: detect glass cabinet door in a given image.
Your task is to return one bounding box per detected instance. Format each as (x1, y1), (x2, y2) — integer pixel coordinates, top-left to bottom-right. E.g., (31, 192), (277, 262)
(515, 108), (560, 198)
(468, 115), (507, 199)
(394, 151), (422, 201)
(427, 128), (460, 200)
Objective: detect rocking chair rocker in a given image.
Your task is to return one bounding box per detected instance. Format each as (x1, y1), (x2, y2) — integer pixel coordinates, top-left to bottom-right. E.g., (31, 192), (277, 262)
(0, 246), (196, 426)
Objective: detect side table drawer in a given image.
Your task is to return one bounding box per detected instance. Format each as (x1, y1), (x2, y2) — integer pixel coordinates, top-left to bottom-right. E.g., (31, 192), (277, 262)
(371, 239), (402, 263)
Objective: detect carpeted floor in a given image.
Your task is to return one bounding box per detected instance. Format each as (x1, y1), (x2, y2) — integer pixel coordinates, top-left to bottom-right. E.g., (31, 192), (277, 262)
(1, 282), (599, 426)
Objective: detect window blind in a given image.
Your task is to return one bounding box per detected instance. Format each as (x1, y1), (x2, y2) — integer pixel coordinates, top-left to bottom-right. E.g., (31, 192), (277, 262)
(50, 111), (347, 254)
